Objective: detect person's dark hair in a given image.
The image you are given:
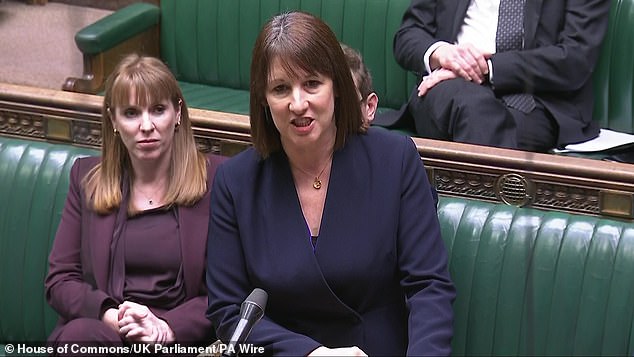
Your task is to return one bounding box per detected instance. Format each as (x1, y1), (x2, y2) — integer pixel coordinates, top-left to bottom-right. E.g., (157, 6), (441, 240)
(341, 43), (374, 100)
(249, 11), (365, 158)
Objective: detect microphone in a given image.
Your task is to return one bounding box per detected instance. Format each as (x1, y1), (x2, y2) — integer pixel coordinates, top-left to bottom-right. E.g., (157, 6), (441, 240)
(222, 288), (268, 357)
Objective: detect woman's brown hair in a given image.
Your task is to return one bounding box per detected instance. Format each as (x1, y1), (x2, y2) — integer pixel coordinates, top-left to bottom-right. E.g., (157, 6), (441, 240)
(249, 11), (365, 158)
(84, 54), (207, 214)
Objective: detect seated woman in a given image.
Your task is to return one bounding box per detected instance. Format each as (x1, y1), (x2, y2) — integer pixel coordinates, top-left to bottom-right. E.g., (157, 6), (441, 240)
(45, 54), (224, 353)
(206, 11), (455, 356)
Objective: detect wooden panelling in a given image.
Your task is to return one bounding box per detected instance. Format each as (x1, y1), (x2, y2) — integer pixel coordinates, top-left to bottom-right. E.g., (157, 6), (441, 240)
(2, 82), (634, 219)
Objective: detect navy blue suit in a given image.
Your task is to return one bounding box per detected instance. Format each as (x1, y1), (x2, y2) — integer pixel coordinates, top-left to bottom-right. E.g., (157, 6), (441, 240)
(206, 128), (455, 356)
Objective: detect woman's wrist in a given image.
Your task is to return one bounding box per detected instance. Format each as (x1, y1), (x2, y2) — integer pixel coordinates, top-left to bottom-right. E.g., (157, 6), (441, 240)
(101, 307), (119, 332)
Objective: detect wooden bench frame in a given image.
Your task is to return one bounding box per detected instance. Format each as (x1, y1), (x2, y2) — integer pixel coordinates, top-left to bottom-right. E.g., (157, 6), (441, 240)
(2, 82), (633, 219)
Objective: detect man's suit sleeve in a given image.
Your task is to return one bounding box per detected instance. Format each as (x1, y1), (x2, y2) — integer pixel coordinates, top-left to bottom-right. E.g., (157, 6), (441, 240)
(490, 0), (611, 93)
(393, 0), (440, 76)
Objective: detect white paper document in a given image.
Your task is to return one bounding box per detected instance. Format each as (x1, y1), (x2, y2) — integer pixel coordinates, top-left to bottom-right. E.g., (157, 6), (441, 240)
(552, 129), (634, 153)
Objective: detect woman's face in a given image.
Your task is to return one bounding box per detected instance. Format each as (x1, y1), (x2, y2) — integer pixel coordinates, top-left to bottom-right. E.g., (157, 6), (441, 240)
(265, 57), (336, 149)
(111, 92), (180, 164)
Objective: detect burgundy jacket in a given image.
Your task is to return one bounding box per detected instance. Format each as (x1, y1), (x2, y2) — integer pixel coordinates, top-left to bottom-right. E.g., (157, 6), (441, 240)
(45, 154), (225, 343)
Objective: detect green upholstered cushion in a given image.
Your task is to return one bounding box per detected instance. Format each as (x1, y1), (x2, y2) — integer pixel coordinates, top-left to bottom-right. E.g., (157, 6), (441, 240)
(160, 0), (417, 112)
(178, 81), (250, 115)
(0, 137), (98, 343)
(592, 0), (634, 133)
(75, 3), (160, 54)
(438, 197), (634, 356)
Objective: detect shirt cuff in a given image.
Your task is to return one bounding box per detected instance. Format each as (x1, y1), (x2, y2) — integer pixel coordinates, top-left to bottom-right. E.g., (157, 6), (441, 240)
(424, 41), (452, 74)
(487, 59), (494, 85)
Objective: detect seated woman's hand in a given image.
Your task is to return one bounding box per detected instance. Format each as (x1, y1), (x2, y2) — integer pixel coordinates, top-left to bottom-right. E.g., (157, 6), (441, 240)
(117, 301), (175, 345)
(101, 307), (120, 333)
(308, 346), (368, 356)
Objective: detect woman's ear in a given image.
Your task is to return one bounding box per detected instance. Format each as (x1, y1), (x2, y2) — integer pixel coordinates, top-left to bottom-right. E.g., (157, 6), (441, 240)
(106, 106), (117, 128)
(175, 99), (183, 126)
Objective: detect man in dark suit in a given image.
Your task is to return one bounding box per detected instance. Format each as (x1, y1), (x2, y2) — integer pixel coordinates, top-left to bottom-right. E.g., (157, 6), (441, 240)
(375, 0), (611, 152)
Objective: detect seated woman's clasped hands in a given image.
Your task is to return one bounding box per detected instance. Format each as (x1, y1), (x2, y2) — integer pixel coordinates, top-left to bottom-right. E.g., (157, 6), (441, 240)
(114, 301), (175, 345)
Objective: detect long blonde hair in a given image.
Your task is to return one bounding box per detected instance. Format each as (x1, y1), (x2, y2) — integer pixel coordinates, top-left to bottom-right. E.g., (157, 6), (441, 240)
(84, 54), (207, 214)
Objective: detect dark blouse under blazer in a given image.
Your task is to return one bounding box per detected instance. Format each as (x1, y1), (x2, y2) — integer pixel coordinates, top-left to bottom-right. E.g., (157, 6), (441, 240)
(206, 128), (455, 356)
(45, 154), (225, 343)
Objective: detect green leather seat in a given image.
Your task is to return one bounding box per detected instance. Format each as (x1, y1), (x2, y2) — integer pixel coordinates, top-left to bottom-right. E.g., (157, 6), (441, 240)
(0, 137), (98, 343)
(2, 134), (634, 355)
(75, 0), (418, 116)
(439, 197), (634, 356)
(592, 0), (634, 133)
(73, 0), (634, 137)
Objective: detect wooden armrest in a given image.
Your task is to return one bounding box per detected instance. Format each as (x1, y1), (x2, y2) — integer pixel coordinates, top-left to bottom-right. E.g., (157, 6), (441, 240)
(63, 3), (160, 94)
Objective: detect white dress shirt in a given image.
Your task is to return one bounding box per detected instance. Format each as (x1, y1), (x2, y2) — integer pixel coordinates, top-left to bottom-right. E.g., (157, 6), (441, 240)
(424, 0), (501, 74)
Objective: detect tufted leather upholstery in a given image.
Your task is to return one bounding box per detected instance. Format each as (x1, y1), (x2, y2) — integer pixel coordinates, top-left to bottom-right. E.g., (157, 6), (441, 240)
(72, 0), (634, 134)
(159, 0), (416, 114)
(439, 197), (634, 356)
(74, 0), (417, 116)
(0, 137), (97, 343)
(592, 0), (634, 133)
(2, 135), (634, 355)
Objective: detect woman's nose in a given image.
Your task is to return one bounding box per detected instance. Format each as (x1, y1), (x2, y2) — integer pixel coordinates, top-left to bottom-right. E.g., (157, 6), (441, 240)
(288, 88), (308, 112)
(139, 112), (154, 132)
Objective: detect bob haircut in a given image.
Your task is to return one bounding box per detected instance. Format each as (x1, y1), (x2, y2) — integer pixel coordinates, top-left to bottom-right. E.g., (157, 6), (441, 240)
(84, 54), (207, 214)
(249, 11), (365, 158)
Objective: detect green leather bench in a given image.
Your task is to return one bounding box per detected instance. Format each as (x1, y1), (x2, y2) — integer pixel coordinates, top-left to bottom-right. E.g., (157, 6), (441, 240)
(0, 137), (98, 353)
(440, 197), (634, 356)
(2, 135), (634, 355)
(63, 0), (417, 116)
(64, 0), (634, 137)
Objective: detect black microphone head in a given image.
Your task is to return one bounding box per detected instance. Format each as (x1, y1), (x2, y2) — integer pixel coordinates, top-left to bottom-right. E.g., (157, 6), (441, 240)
(243, 288), (268, 312)
(224, 288), (269, 356)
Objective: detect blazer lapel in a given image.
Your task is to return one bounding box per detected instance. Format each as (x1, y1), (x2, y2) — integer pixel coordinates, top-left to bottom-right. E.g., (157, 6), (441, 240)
(524, 0), (543, 48)
(452, 0), (471, 39)
(87, 211), (115, 290)
(178, 190), (210, 298)
(267, 154), (361, 319)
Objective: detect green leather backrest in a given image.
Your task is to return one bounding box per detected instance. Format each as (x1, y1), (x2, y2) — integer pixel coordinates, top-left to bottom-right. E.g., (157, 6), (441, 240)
(592, 0), (634, 132)
(0, 137), (98, 343)
(159, 0), (417, 111)
(438, 197), (634, 356)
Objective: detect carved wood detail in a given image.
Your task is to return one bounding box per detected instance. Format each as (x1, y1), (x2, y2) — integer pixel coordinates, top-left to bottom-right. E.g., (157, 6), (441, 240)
(0, 110), (46, 139)
(2, 83), (634, 219)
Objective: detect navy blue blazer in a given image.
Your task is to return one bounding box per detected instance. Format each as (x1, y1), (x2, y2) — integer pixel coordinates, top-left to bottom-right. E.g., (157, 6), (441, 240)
(206, 128), (455, 356)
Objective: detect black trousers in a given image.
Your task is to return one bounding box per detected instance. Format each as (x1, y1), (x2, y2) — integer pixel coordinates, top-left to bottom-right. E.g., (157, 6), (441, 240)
(407, 78), (558, 152)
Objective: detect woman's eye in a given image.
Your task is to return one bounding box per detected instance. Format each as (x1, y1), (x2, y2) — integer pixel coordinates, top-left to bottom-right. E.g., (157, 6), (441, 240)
(306, 80), (321, 89)
(153, 105), (166, 114)
(123, 108), (138, 117)
(272, 85), (288, 94)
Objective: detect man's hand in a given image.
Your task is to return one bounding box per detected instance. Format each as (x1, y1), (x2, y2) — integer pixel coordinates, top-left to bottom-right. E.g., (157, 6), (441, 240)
(430, 43), (490, 83)
(418, 68), (459, 96)
(117, 301), (175, 345)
